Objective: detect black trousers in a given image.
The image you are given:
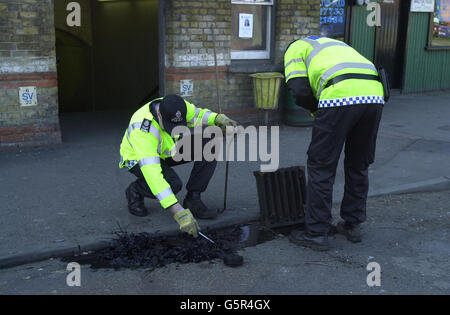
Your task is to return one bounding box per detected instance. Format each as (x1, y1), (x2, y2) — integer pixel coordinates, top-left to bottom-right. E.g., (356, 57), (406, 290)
(306, 103), (383, 236)
(128, 134), (217, 201)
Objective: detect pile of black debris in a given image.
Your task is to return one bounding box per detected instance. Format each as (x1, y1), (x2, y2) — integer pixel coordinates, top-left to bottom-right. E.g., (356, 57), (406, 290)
(71, 226), (243, 270)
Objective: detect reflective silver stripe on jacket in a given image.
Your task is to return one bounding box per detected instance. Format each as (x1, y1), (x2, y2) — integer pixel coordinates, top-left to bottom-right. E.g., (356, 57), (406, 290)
(286, 70), (307, 81)
(127, 122), (142, 139)
(149, 124), (162, 154)
(139, 156), (161, 167)
(285, 57), (304, 68)
(189, 107), (201, 125)
(127, 121), (161, 141)
(316, 62), (378, 98)
(202, 111), (212, 125)
(305, 42), (348, 70)
(149, 124), (161, 141)
(126, 122), (142, 148)
(156, 187), (174, 201)
(127, 121), (162, 154)
(301, 38), (320, 48)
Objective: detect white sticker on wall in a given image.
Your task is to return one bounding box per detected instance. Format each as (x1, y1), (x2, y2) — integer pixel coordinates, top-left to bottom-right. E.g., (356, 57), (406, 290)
(19, 86), (37, 106)
(180, 80), (193, 97)
(410, 0), (435, 12)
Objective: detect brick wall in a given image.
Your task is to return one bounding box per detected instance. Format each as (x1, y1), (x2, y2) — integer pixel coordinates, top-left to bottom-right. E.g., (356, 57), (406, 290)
(164, 0), (320, 121)
(0, 0), (321, 148)
(275, 0), (321, 62)
(165, 0), (233, 111)
(0, 0), (61, 149)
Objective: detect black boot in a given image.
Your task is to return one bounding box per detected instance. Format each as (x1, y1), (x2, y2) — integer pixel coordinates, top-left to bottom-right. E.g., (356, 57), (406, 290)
(289, 230), (329, 251)
(183, 191), (218, 220)
(336, 221), (362, 243)
(125, 183), (148, 217)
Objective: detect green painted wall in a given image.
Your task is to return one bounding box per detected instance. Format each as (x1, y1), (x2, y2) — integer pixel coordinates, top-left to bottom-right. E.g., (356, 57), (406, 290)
(403, 13), (450, 93)
(350, 5), (376, 62)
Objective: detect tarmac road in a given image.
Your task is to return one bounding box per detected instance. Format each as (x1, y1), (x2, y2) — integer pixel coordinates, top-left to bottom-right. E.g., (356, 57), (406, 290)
(1, 189), (448, 295)
(1, 92), (450, 262)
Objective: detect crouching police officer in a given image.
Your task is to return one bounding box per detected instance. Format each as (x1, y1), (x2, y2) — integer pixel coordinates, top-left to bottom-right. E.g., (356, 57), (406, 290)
(284, 36), (386, 250)
(119, 94), (237, 237)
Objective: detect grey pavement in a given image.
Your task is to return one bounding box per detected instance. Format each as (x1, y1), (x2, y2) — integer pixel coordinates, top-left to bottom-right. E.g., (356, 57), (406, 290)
(0, 190), (449, 295)
(0, 91), (450, 265)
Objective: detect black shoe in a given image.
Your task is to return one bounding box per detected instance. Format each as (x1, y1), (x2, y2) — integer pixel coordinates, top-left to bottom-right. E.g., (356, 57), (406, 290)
(183, 192), (218, 220)
(328, 223), (338, 236)
(336, 221), (362, 243)
(289, 230), (329, 251)
(125, 184), (148, 217)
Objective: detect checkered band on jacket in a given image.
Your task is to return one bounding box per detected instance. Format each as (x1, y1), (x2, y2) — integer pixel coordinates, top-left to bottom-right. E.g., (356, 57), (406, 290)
(318, 96), (385, 108)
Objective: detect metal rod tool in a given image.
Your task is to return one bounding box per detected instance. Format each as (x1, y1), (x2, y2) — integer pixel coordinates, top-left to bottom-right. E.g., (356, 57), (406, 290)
(199, 231), (216, 244)
(211, 24), (231, 213)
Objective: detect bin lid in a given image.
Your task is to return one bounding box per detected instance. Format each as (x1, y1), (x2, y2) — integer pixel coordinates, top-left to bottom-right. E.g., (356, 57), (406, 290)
(249, 72), (284, 79)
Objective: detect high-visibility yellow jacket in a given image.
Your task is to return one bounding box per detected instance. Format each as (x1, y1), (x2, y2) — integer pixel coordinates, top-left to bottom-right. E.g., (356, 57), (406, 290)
(284, 36), (384, 108)
(119, 98), (218, 209)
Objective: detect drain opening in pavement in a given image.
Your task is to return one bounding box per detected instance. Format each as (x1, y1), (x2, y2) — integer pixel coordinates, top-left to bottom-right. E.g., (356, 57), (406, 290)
(61, 223), (303, 270)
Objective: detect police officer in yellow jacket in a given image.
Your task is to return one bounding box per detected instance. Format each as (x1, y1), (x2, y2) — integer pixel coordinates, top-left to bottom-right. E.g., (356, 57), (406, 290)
(284, 36), (384, 251)
(119, 94), (237, 237)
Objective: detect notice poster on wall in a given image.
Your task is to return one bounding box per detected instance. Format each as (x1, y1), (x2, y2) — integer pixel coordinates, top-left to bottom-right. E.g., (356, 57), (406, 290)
(239, 13), (253, 38)
(411, 0), (435, 12)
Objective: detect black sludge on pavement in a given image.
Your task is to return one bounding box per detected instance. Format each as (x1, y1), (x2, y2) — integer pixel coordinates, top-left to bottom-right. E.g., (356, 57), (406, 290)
(64, 226), (244, 270)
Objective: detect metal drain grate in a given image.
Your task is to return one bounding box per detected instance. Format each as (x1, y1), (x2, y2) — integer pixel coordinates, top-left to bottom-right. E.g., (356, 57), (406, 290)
(253, 166), (306, 228)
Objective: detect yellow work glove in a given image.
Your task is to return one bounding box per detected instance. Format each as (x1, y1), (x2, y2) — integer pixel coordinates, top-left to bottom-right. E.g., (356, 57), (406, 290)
(173, 209), (200, 238)
(215, 114), (238, 133)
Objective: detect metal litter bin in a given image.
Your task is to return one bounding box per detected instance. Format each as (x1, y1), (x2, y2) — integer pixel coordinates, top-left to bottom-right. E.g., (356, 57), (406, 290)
(249, 72), (284, 125)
